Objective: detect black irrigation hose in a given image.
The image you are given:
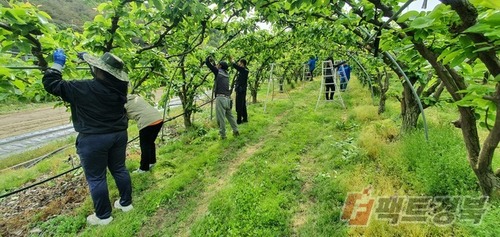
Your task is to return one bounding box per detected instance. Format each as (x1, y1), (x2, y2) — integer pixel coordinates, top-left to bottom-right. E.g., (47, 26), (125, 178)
(0, 99), (215, 200)
(0, 165), (82, 199)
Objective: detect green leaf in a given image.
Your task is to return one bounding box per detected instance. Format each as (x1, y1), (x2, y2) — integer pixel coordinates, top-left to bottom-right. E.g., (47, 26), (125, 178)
(0, 67), (11, 77)
(151, 0), (163, 11)
(464, 23), (492, 34)
(494, 74), (500, 82)
(437, 47), (452, 62)
(35, 12), (49, 24)
(410, 17), (434, 29)
(450, 52), (467, 67)
(12, 79), (26, 92)
(398, 11), (419, 23)
(441, 50), (461, 65)
(16, 41), (32, 53)
(461, 63), (473, 75)
(94, 15), (105, 23)
(473, 46), (494, 53)
(4, 9), (27, 24)
(483, 12), (500, 24)
(469, 0), (500, 9)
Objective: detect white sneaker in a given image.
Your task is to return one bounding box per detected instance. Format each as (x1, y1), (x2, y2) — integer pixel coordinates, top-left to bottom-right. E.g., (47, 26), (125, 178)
(149, 163), (156, 169)
(87, 213), (113, 226)
(114, 199), (133, 212)
(132, 168), (147, 174)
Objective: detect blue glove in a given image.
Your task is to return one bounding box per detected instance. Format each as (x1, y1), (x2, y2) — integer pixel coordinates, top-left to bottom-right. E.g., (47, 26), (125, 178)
(53, 49), (66, 66)
(77, 52), (87, 60)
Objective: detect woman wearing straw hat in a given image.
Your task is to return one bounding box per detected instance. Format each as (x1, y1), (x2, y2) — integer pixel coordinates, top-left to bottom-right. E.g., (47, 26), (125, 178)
(43, 49), (133, 226)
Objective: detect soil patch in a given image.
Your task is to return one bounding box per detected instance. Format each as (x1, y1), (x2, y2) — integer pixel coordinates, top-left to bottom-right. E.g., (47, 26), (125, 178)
(0, 106), (71, 140)
(0, 172), (87, 236)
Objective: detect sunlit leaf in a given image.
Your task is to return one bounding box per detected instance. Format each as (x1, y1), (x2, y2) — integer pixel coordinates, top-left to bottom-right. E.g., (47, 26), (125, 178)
(398, 11), (419, 23)
(464, 23), (492, 34)
(410, 17), (434, 29)
(470, 0), (500, 9)
(12, 79), (26, 92)
(35, 12), (49, 24)
(4, 9), (27, 24)
(450, 52), (467, 67)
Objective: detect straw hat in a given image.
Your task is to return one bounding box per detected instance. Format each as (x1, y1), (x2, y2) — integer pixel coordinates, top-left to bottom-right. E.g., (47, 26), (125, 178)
(83, 52), (129, 82)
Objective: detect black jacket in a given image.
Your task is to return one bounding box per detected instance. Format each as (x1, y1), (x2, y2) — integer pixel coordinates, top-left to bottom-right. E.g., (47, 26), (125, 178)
(232, 62), (248, 93)
(206, 57), (231, 96)
(43, 68), (129, 134)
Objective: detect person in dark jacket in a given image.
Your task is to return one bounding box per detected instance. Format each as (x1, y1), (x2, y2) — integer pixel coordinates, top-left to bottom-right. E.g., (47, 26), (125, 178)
(230, 57), (249, 124)
(43, 50), (133, 226)
(324, 56), (335, 100)
(205, 56), (239, 139)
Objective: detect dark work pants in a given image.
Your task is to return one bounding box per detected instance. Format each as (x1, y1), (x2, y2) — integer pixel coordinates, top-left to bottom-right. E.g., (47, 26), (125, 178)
(309, 68), (315, 80)
(325, 83), (335, 100)
(340, 77), (348, 91)
(139, 121), (163, 171)
(76, 130), (131, 219)
(235, 91), (248, 123)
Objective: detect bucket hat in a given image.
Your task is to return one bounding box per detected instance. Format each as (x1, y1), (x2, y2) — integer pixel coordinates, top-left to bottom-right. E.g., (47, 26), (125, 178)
(83, 52), (129, 81)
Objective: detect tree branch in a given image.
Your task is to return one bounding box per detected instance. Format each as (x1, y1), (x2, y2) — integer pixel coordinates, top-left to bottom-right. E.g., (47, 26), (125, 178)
(0, 22), (47, 68)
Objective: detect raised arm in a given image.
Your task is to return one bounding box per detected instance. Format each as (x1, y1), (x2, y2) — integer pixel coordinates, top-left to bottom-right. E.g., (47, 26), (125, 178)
(232, 62), (245, 72)
(42, 49), (77, 103)
(205, 56), (218, 75)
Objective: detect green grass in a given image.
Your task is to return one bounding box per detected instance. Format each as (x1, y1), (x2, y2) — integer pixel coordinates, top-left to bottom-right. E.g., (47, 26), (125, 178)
(0, 78), (499, 236)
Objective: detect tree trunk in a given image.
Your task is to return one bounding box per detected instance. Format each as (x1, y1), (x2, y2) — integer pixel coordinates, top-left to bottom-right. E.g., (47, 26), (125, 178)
(412, 41), (500, 197)
(363, 0), (500, 197)
(178, 92), (191, 128)
(457, 106), (500, 197)
(400, 79), (421, 133)
(183, 110), (192, 128)
(377, 69), (390, 115)
(251, 89), (257, 103)
(378, 93), (387, 115)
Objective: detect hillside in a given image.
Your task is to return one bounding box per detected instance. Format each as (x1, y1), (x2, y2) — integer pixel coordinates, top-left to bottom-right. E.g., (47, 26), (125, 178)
(0, 0), (104, 30)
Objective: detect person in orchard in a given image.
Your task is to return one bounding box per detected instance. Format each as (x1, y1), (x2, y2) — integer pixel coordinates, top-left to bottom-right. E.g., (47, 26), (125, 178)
(42, 49), (133, 226)
(125, 94), (164, 173)
(205, 55), (239, 140)
(324, 56), (335, 100)
(338, 62), (352, 91)
(230, 57), (249, 124)
(308, 55), (318, 80)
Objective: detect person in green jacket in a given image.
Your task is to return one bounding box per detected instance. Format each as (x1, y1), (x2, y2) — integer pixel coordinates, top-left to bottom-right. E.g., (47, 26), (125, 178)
(125, 94), (164, 173)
